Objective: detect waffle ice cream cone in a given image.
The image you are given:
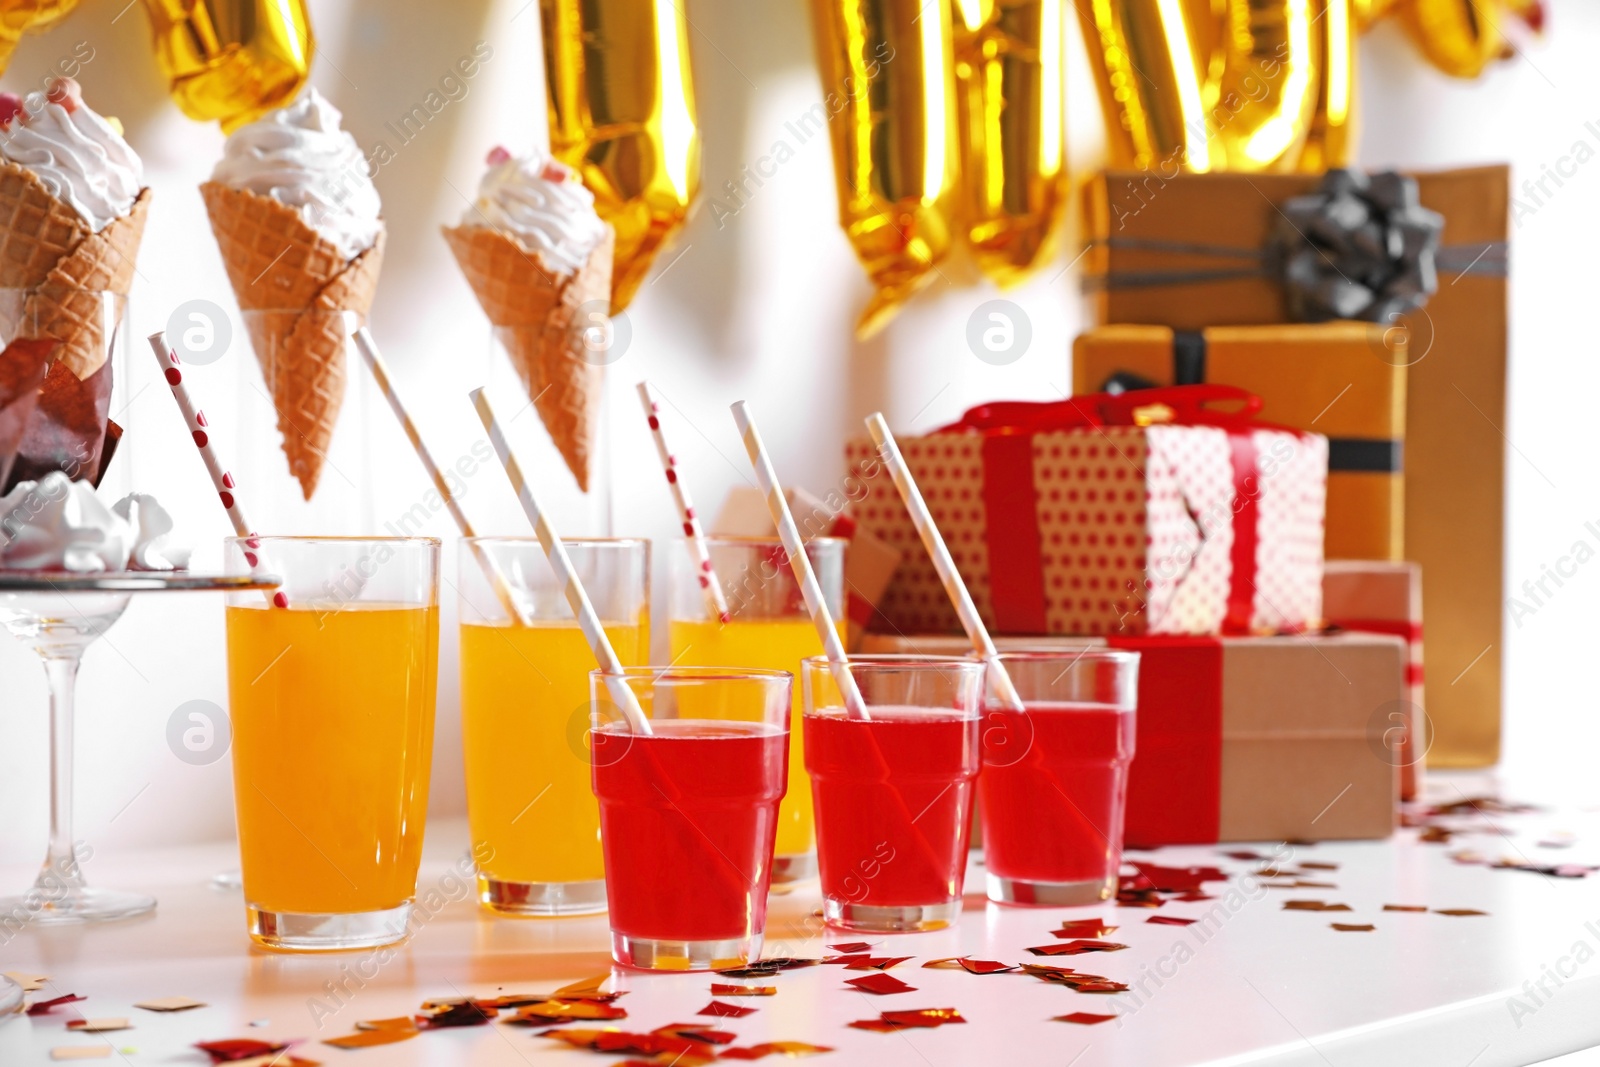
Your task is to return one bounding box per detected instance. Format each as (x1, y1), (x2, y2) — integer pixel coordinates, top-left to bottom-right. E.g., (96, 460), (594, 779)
(201, 181), (384, 499)
(0, 161), (150, 380)
(442, 223), (612, 492)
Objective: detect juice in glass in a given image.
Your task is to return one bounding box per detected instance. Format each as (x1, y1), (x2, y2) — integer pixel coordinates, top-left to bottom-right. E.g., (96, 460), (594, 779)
(669, 536), (845, 882)
(591, 667), (790, 970)
(978, 651), (1140, 905)
(224, 537), (440, 951)
(803, 657), (983, 931)
(458, 538), (648, 915)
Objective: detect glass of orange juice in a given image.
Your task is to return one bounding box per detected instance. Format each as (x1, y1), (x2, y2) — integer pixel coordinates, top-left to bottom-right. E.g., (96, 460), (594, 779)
(668, 536), (845, 884)
(458, 537), (649, 916)
(223, 537), (441, 952)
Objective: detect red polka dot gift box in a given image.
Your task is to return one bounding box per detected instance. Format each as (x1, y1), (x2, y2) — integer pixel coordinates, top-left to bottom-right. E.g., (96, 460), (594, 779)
(845, 385), (1328, 638)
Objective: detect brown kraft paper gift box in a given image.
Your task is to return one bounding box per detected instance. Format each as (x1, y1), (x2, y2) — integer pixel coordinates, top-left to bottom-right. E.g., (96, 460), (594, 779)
(860, 631), (1402, 844)
(1081, 166), (1507, 768)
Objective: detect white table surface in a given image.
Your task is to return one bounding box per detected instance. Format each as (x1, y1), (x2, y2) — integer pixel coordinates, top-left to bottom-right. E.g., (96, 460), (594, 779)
(3, 776), (1599, 1067)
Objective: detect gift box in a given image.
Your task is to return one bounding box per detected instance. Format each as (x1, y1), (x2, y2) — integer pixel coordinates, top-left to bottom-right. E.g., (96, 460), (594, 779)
(846, 386), (1328, 637)
(713, 485), (901, 648)
(1082, 166), (1508, 767)
(859, 630), (1403, 844)
(1323, 560), (1424, 800)
(1072, 323), (1406, 562)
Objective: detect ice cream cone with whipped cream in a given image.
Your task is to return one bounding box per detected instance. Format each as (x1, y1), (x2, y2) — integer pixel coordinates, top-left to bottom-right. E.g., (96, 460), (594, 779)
(443, 147), (613, 493)
(201, 89), (383, 500)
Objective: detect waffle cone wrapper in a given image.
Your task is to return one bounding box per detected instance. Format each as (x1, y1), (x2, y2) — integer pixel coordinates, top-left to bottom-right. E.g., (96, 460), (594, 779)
(442, 223), (613, 492)
(0, 162), (149, 380)
(200, 182), (385, 499)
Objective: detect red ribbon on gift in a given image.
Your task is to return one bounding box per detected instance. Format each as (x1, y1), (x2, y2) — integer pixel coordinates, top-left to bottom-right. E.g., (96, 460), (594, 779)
(935, 385), (1287, 635)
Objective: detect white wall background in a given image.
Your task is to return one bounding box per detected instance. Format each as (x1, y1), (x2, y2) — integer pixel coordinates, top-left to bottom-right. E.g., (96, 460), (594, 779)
(0, 0), (1594, 871)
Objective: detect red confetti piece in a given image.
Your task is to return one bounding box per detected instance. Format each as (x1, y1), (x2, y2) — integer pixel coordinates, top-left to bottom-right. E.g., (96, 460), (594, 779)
(1147, 916), (1196, 926)
(828, 942), (875, 953)
(1221, 850), (1267, 860)
(1434, 909), (1489, 917)
(1175, 892), (1216, 902)
(849, 1008), (965, 1031)
(655, 1022), (737, 1044)
(1331, 923), (1376, 932)
(846, 973), (916, 995)
(505, 999), (627, 1024)
(844, 956), (913, 971)
(1419, 826), (1453, 843)
(1028, 940), (1128, 956)
(27, 994), (86, 1015)
(717, 959), (822, 978)
(1053, 920), (1118, 939)
(540, 1029), (706, 1057)
(415, 1000), (495, 1027)
(195, 1039), (291, 1062)
(1055, 1012), (1116, 1025)
(720, 1041), (834, 1058)
(821, 954), (870, 967)
(1301, 861), (1339, 870)
(698, 1000), (756, 1018)
(955, 959), (1014, 975)
(711, 983), (776, 996)
(1128, 861), (1230, 893)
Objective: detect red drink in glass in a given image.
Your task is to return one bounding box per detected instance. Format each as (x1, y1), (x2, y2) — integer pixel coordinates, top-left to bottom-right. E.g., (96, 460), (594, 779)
(978, 652), (1139, 906)
(590, 667), (791, 970)
(803, 658), (984, 931)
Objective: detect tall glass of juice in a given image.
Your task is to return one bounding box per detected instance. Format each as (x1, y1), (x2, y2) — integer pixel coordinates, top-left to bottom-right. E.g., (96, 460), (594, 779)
(669, 536), (844, 884)
(978, 650), (1140, 906)
(224, 537), (440, 951)
(803, 655), (984, 932)
(591, 666), (791, 970)
(458, 537), (648, 916)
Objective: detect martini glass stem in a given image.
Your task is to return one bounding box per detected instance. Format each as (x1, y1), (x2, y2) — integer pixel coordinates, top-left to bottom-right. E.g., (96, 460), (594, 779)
(39, 651), (85, 893)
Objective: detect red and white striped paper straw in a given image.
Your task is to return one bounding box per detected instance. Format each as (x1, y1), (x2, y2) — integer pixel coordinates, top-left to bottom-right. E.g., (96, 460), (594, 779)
(730, 401), (867, 721)
(352, 327), (530, 627)
(636, 381), (730, 624)
(147, 332), (286, 608)
(470, 387), (651, 735)
(865, 413), (1024, 711)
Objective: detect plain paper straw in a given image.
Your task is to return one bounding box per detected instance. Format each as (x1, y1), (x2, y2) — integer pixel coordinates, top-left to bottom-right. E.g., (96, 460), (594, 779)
(636, 381), (730, 623)
(147, 331), (284, 609)
(865, 412), (1025, 711)
(470, 387), (651, 735)
(730, 400), (868, 721)
(352, 326), (530, 627)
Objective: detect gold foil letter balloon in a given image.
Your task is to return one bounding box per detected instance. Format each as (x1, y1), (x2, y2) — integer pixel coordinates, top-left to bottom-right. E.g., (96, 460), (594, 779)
(541, 0), (701, 314)
(952, 0), (1068, 287)
(809, 0), (959, 337)
(1193, 0), (1322, 171)
(1073, 0), (1213, 171)
(0, 1), (81, 77)
(1298, 0), (1355, 171)
(141, 0), (313, 130)
(1398, 0), (1537, 79)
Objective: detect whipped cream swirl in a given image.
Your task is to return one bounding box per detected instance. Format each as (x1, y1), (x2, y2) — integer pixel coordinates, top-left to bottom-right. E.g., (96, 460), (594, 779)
(211, 89), (381, 261)
(0, 82), (143, 232)
(463, 148), (606, 275)
(0, 474), (189, 572)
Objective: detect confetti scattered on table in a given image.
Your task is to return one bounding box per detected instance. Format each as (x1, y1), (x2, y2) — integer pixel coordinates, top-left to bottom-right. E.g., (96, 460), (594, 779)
(1054, 1012), (1117, 1025)
(846, 973), (916, 995)
(28, 994), (86, 1016)
(850, 1007), (966, 1031)
(710, 983), (776, 996)
(1053, 920), (1118, 939)
(1146, 916), (1196, 926)
(135, 996), (207, 1012)
(66, 1018), (130, 1032)
(1331, 923), (1376, 932)
(699, 1000), (757, 1018)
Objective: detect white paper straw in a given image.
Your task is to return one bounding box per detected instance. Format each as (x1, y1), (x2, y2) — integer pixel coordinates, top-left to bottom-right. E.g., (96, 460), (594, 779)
(730, 401), (867, 721)
(865, 413), (1024, 711)
(470, 387), (651, 735)
(636, 381), (730, 624)
(147, 331), (284, 608)
(352, 327), (530, 627)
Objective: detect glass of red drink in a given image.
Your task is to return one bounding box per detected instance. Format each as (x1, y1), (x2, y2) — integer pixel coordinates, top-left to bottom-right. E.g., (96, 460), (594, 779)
(979, 650), (1139, 906)
(802, 655), (985, 932)
(590, 666), (791, 970)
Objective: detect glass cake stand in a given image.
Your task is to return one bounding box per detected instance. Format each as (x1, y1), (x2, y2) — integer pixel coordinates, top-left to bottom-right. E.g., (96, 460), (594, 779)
(0, 572), (278, 924)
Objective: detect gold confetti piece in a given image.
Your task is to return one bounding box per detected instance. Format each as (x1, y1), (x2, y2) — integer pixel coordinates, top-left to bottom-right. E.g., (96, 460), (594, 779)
(50, 1050), (110, 1062)
(1301, 861), (1339, 870)
(135, 996), (207, 1012)
(710, 984), (776, 997)
(553, 974), (614, 998)
(5, 972), (48, 992)
(1331, 923), (1376, 932)
(355, 1017), (417, 1031)
(324, 1027), (419, 1048)
(1435, 909), (1489, 917)
(1383, 904), (1428, 913)
(67, 1018), (130, 1032)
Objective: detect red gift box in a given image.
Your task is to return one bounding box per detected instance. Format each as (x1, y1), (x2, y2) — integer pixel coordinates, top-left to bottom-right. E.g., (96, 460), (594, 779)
(847, 386), (1327, 636)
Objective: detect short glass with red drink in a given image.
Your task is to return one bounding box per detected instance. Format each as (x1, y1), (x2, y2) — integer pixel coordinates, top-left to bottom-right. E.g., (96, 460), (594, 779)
(802, 655), (984, 932)
(978, 649), (1140, 906)
(590, 666), (791, 970)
